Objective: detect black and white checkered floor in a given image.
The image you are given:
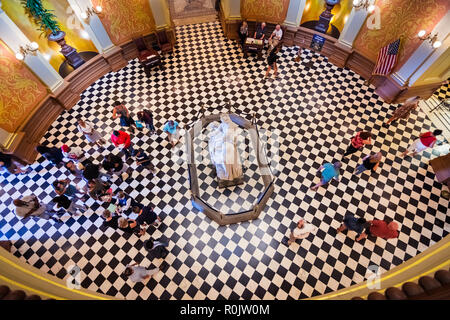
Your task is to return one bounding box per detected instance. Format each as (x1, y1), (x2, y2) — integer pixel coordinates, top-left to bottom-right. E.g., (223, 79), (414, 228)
(1, 21), (449, 300)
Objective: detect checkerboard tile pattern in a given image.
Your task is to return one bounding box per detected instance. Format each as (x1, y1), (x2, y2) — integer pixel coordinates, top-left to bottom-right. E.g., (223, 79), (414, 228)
(433, 80), (450, 101)
(1, 21), (449, 300)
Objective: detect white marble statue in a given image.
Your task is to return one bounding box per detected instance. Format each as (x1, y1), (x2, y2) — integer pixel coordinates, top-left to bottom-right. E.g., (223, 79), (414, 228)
(208, 114), (243, 181)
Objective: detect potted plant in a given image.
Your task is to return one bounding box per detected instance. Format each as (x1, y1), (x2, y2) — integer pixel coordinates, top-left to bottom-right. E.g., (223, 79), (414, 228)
(22, 0), (84, 68)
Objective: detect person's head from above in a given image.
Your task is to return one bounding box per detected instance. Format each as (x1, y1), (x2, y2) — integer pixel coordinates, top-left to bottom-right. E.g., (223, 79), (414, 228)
(118, 217), (128, 228)
(13, 199), (26, 207)
(360, 131), (372, 143)
(370, 152), (382, 162)
(132, 206), (141, 214)
(0, 160), (4, 167)
(122, 267), (133, 277)
(117, 191), (125, 199)
(102, 209), (112, 220)
(275, 24), (281, 31)
(261, 22), (266, 28)
(52, 180), (62, 189)
(333, 162), (342, 169)
(87, 179), (96, 188)
(357, 217), (367, 225)
(61, 145), (70, 153)
(168, 120), (174, 127)
(242, 21), (247, 27)
(112, 130), (120, 137)
(433, 129), (442, 136)
(65, 160), (75, 169)
(144, 239), (154, 250)
(388, 221), (399, 231)
(113, 101), (122, 107)
(77, 118), (85, 126)
(297, 218), (304, 228)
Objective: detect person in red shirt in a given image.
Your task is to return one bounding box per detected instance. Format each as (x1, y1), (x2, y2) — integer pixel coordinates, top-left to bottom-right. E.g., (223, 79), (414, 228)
(401, 129), (442, 158)
(111, 130), (135, 159)
(344, 131), (372, 156)
(367, 220), (399, 239)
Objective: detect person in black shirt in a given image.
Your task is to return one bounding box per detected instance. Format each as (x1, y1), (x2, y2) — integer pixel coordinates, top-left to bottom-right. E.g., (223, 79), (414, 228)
(134, 149), (156, 173)
(36, 145), (64, 166)
(134, 206), (161, 228)
(265, 45), (281, 79)
(102, 209), (120, 229)
(355, 152), (382, 176)
(118, 217), (145, 236)
(53, 195), (87, 215)
(82, 162), (111, 182)
(103, 153), (129, 182)
(254, 22), (266, 40)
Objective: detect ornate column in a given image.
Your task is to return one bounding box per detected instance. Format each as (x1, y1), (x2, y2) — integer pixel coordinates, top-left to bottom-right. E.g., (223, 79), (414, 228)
(284, 0), (307, 27)
(392, 11), (450, 87)
(66, 0), (114, 53)
(148, 0), (173, 29)
(328, 6), (370, 68)
(0, 4), (63, 92)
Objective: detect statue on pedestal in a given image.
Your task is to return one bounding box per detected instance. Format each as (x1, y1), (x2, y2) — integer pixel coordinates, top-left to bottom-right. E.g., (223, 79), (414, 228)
(208, 114), (244, 187)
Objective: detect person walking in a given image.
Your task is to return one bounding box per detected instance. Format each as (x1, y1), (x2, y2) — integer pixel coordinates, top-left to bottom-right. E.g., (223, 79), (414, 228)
(355, 152), (382, 176)
(53, 195), (87, 216)
(137, 109), (156, 134)
(343, 131), (372, 157)
(265, 45), (280, 79)
(385, 96), (420, 126)
(144, 238), (169, 259)
(163, 120), (181, 148)
(337, 213), (368, 242)
(13, 195), (57, 221)
(310, 162), (341, 191)
(111, 130), (135, 160)
(401, 129), (442, 158)
(77, 118), (106, 147)
(122, 263), (159, 283)
(366, 220), (399, 239)
(112, 101), (137, 133)
(282, 218), (317, 246)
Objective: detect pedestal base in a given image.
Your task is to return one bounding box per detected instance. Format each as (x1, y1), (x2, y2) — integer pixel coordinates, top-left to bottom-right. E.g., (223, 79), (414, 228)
(217, 176), (244, 188)
(65, 49), (85, 69)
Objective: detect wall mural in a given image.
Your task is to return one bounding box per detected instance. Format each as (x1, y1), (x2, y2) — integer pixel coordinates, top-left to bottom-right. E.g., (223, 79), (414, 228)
(300, 0), (353, 38)
(354, 0), (449, 70)
(2, 0), (97, 72)
(241, 0), (290, 24)
(0, 40), (48, 133)
(168, 0), (216, 20)
(92, 0), (156, 45)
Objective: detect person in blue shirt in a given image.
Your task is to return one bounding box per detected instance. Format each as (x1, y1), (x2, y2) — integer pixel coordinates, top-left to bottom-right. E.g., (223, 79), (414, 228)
(310, 162), (341, 191)
(337, 213), (368, 242)
(163, 120), (181, 148)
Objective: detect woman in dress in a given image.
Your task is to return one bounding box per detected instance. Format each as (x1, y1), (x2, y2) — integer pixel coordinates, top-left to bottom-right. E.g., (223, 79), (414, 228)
(77, 118), (106, 147)
(112, 101), (137, 133)
(385, 96), (420, 126)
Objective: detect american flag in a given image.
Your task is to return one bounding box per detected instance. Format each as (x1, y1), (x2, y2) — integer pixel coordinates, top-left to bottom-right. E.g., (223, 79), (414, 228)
(373, 39), (401, 76)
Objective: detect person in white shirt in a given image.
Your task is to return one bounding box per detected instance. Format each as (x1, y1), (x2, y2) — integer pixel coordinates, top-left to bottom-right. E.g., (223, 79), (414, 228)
(268, 25), (283, 49)
(284, 218), (317, 245)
